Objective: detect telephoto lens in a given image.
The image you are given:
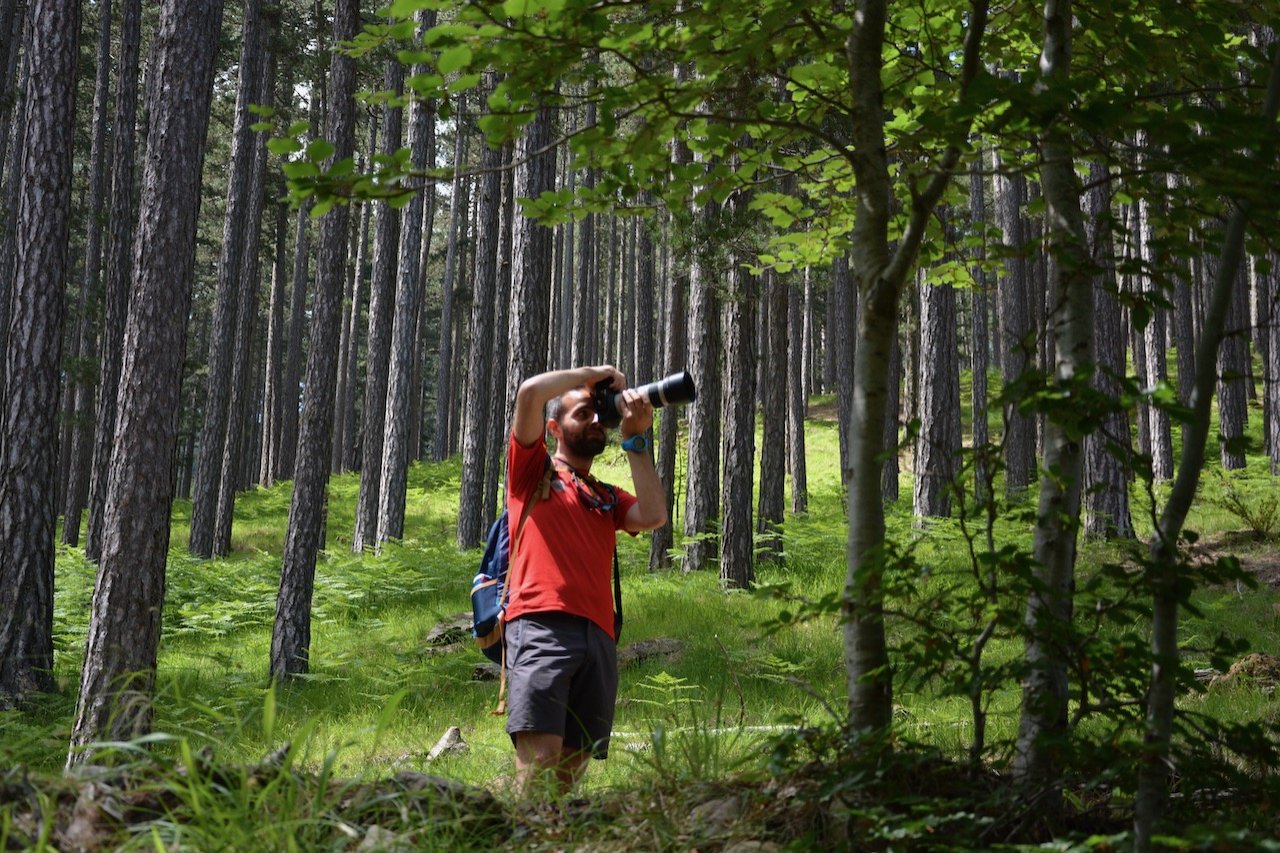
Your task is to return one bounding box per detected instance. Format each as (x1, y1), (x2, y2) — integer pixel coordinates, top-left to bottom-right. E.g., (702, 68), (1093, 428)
(593, 371), (697, 428)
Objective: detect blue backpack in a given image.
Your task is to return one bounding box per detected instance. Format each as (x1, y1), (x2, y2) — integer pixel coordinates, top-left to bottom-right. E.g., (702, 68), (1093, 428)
(471, 512), (517, 664)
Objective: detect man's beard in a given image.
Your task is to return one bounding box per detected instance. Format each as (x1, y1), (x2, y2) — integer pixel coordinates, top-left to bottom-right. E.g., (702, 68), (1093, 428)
(562, 426), (607, 458)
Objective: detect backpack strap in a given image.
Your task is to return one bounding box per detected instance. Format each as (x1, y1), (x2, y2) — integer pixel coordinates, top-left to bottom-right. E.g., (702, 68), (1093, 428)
(493, 454), (554, 715)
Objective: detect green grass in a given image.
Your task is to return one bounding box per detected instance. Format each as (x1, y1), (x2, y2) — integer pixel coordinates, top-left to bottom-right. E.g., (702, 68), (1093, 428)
(6, 396), (1280, 847)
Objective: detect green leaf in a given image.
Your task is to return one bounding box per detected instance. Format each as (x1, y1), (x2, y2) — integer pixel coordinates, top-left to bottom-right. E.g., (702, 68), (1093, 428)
(438, 44), (473, 75)
(306, 138), (336, 163)
(267, 137), (303, 156)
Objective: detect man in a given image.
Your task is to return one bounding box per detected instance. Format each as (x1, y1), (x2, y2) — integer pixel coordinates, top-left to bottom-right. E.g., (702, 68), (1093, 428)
(505, 364), (667, 793)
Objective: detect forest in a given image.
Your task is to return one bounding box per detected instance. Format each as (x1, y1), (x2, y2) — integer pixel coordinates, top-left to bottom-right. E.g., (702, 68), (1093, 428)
(2, 0), (1280, 848)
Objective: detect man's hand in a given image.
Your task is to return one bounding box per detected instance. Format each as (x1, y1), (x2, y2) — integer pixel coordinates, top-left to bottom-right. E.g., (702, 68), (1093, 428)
(513, 364), (627, 446)
(617, 387), (654, 439)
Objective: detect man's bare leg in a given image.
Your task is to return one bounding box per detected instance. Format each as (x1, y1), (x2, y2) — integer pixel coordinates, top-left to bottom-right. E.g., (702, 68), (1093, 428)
(515, 731), (590, 795)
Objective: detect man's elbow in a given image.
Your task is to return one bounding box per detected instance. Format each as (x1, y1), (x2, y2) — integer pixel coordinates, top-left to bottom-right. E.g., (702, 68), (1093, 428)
(633, 507), (668, 531)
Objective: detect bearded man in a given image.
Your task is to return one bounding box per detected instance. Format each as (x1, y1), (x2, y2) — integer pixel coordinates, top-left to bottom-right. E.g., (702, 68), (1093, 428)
(503, 364), (667, 793)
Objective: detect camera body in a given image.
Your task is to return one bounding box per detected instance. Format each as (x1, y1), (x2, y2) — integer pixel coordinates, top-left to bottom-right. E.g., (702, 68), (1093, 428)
(592, 370), (698, 428)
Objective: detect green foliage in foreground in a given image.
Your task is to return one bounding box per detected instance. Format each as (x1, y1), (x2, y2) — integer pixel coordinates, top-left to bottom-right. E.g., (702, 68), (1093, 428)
(6, 413), (1280, 847)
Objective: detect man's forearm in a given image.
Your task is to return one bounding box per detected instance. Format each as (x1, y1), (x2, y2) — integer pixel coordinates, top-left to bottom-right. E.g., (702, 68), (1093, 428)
(626, 450), (668, 531)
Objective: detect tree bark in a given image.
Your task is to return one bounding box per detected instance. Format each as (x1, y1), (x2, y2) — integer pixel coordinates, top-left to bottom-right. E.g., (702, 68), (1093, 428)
(0, 0), (79, 707)
(968, 160), (991, 496)
(913, 259), (962, 519)
(756, 268), (787, 560)
(375, 38), (436, 546)
(482, 151), (515, 529)
(259, 194), (289, 486)
(992, 149), (1035, 496)
(681, 198), (722, 573)
(189, 0), (266, 558)
(1082, 162), (1135, 540)
(650, 209), (689, 570)
(1216, 253), (1251, 469)
(271, 0), (359, 681)
(432, 99), (469, 460)
(61, 0), (113, 547)
(68, 0), (223, 752)
(502, 102), (555, 436)
(215, 37), (275, 554)
(1014, 0), (1093, 801)
(831, 255), (856, 490)
(457, 74), (504, 550)
(720, 192), (758, 590)
(787, 267), (809, 516)
(353, 61), (405, 550)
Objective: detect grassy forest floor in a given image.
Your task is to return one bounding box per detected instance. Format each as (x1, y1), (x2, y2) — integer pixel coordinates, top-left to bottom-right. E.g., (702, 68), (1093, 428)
(5, 395), (1280, 849)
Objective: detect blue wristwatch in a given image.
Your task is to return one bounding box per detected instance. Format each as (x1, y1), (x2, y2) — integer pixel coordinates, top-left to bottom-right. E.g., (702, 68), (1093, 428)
(621, 433), (650, 453)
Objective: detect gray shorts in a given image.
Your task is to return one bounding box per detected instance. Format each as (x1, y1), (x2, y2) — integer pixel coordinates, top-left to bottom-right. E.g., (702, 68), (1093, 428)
(504, 612), (619, 759)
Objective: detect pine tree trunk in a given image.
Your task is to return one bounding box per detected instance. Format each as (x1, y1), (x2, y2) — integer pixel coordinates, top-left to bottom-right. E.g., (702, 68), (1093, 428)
(374, 32), (436, 544)
(189, 0), (266, 558)
(913, 261), (962, 519)
(649, 210), (689, 571)
(831, 255), (856, 490)
(276, 196), (311, 482)
(432, 101), (469, 460)
(457, 74), (504, 550)
(756, 268), (787, 561)
(787, 268), (808, 515)
(0, 0), (79, 707)
(68, 0), (223, 749)
(271, 0), (358, 681)
(215, 40), (275, 554)
(1136, 151), (1174, 481)
(1216, 254), (1251, 470)
(880, 327), (901, 503)
(260, 195), (289, 486)
(340, 136), (375, 473)
(1083, 162), (1135, 539)
(968, 161), (991, 495)
(681, 199), (722, 573)
(719, 195), (758, 590)
(502, 103), (555, 434)
(61, 0), (113, 547)
(353, 62), (405, 550)
(482, 152), (515, 529)
(1014, 0), (1092, 798)
(992, 151), (1035, 496)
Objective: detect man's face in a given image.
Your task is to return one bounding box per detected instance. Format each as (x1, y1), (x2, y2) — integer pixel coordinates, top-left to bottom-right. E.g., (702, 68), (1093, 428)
(551, 387), (608, 458)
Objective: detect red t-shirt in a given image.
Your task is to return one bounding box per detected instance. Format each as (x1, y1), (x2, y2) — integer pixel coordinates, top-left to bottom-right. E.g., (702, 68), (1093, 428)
(504, 433), (637, 639)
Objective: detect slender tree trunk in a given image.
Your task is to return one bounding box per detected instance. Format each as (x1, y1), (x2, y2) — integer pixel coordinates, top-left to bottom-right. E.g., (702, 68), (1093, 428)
(277, 197), (311, 482)
(968, 160), (991, 496)
(457, 74), (503, 550)
(1217, 254), (1251, 469)
(1083, 162), (1135, 539)
(880, 326), (901, 503)
(260, 195), (289, 486)
(189, 0), (265, 557)
(215, 39), (275, 553)
(353, 62), (405, 549)
(432, 101), (468, 460)
(1268, 251), (1280, 476)
(992, 150), (1035, 496)
(502, 102), (555, 436)
(68, 0), (223, 751)
(844, 0), (988, 734)
(482, 151), (515, 529)
(650, 210), (689, 570)
(913, 259), (962, 519)
(832, 255), (856, 491)
(340, 136), (374, 473)
(756, 268), (787, 560)
(1013, 0), (1093, 804)
(0, 0), (78, 707)
(62, 0), (113, 547)
(1135, 148), (1174, 481)
(787, 267), (809, 515)
(720, 192), (758, 590)
(375, 38), (436, 546)
(270, 0), (358, 681)
(1136, 44), (1280, 847)
(681, 198), (722, 573)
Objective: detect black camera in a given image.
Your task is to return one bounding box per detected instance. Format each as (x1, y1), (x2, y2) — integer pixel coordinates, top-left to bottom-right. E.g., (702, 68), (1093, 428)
(593, 370), (698, 429)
